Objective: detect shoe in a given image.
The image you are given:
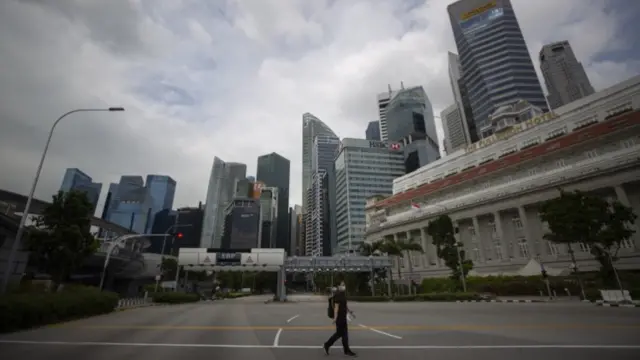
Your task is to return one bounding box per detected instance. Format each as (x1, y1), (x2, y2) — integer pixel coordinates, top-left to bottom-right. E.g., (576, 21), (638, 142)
(344, 351), (357, 357)
(323, 343), (330, 355)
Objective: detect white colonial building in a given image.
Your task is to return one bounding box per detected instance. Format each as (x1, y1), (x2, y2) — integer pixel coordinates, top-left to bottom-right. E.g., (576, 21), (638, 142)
(364, 75), (640, 280)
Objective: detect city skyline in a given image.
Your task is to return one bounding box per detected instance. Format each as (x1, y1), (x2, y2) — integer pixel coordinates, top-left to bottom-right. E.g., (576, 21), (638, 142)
(1, 0), (638, 214)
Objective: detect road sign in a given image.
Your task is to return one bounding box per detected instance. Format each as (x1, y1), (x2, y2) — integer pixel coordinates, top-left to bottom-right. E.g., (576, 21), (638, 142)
(155, 275), (161, 281)
(245, 255), (254, 264)
(202, 255), (211, 264)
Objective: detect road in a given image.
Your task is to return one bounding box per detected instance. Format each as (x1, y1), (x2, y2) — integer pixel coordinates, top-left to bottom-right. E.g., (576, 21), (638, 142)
(1, 294), (639, 359)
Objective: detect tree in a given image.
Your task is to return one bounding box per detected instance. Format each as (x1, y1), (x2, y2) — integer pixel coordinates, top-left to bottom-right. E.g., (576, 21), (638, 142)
(395, 237), (423, 295)
(426, 214), (473, 284)
(538, 190), (636, 290)
(592, 201), (637, 285)
(160, 257), (178, 280)
(26, 190), (98, 287)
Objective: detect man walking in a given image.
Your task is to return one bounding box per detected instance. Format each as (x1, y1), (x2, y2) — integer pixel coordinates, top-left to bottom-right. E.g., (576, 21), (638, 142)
(323, 281), (357, 357)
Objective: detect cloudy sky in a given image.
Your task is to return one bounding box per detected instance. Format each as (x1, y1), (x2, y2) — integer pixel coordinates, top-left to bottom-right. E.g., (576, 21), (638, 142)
(1, 0), (639, 213)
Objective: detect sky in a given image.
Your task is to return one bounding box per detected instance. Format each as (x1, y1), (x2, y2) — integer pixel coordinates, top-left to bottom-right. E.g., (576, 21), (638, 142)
(1, 0), (639, 214)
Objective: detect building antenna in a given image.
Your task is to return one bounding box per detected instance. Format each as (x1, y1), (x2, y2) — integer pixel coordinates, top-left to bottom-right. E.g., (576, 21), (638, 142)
(400, 81), (405, 89)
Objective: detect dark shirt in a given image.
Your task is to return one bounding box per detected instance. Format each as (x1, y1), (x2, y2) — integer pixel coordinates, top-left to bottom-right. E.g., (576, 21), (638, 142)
(334, 292), (348, 322)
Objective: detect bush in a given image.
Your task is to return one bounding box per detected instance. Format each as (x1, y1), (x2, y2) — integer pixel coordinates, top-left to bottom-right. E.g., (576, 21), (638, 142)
(224, 292), (251, 299)
(150, 292), (200, 304)
(0, 285), (119, 333)
(348, 292), (486, 302)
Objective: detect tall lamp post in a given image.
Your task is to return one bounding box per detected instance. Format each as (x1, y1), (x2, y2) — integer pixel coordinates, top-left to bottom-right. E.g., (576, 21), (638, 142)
(1, 107), (125, 293)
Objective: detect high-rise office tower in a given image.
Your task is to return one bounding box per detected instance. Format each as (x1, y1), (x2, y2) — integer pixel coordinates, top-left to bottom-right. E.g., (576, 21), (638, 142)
(256, 152), (290, 252)
(539, 40), (595, 110)
(334, 139), (405, 254)
(145, 175), (176, 233)
(447, 52), (476, 147)
(385, 84), (440, 173)
(448, 0), (548, 139)
(305, 134), (340, 256)
(377, 86), (399, 141)
(59, 168), (102, 214)
(259, 187), (279, 248)
(107, 175), (150, 234)
(441, 104), (468, 154)
(365, 121), (381, 140)
(220, 198), (261, 249)
(289, 205), (302, 255)
(201, 157), (247, 248)
(302, 113), (337, 214)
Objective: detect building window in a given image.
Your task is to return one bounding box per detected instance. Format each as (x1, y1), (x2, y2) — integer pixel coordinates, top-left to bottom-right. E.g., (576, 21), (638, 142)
(472, 244), (481, 262)
(585, 149), (598, 159)
(556, 159), (566, 168)
(512, 217), (523, 230)
(489, 222), (497, 236)
(518, 238), (529, 258)
(547, 242), (559, 256)
(528, 168), (538, 176)
(620, 239), (634, 249)
(493, 239), (503, 260)
(621, 138), (636, 149)
(468, 226), (476, 236)
(578, 242), (591, 253)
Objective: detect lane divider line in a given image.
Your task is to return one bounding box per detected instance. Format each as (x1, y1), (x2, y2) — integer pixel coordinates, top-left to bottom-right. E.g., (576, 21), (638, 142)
(273, 328), (283, 347)
(1, 340), (639, 350)
(358, 324), (403, 339)
(286, 315), (300, 323)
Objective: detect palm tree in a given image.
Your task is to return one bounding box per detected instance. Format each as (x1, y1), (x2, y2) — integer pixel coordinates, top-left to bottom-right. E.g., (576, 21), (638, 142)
(395, 237), (424, 295)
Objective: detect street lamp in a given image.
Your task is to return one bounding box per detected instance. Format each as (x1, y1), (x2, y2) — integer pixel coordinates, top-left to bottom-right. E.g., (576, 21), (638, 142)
(1, 107), (125, 293)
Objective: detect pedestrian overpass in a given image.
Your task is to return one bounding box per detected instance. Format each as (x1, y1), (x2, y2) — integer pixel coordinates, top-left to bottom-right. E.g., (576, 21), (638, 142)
(177, 248), (393, 300)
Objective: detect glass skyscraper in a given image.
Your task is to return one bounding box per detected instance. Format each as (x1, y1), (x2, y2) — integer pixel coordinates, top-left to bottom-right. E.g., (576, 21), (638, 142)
(448, 0), (547, 139)
(59, 168), (102, 214)
(302, 113), (337, 213)
(256, 152), (290, 253)
(334, 138), (405, 254)
(145, 175), (176, 233)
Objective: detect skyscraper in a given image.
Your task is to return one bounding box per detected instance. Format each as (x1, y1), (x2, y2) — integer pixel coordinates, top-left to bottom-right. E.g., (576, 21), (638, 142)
(447, 52), (476, 147)
(448, 0), (547, 139)
(365, 121), (381, 140)
(334, 139), (405, 254)
(539, 40), (595, 110)
(108, 176), (151, 234)
(305, 134), (340, 256)
(441, 104), (468, 153)
(385, 85), (440, 173)
(59, 168), (102, 214)
(221, 198), (261, 250)
(377, 86), (398, 141)
(145, 175), (176, 233)
(256, 152), (291, 252)
(201, 157), (247, 248)
(302, 113), (337, 213)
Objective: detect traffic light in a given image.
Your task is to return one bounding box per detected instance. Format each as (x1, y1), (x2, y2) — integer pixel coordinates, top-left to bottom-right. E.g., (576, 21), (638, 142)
(176, 232), (184, 239)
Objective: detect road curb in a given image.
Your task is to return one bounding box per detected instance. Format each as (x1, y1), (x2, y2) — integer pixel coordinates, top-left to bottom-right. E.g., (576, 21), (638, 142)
(595, 303), (640, 308)
(456, 299), (546, 303)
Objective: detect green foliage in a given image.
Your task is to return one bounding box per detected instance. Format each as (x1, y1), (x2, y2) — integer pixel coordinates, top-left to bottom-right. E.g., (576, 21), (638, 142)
(161, 257), (178, 280)
(426, 214), (473, 279)
(346, 292), (485, 302)
(25, 190), (99, 285)
(150, 292), (200, 304)
(540, 190), (637, 283)
(0, 285), (118, 333)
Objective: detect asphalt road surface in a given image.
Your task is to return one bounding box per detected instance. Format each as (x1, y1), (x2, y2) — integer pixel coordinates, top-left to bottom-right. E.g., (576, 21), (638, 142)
(1, 294), (640, 360)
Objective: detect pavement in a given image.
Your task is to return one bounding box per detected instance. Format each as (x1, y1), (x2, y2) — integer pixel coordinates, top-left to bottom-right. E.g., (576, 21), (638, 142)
(1, 294), (640, 360)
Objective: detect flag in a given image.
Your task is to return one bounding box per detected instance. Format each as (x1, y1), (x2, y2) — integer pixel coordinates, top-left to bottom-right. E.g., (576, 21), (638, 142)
(411, 202), (420, 210)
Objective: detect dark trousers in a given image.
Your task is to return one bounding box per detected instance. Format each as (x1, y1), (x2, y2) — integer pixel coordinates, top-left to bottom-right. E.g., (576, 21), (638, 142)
(325, 320), (351, 353)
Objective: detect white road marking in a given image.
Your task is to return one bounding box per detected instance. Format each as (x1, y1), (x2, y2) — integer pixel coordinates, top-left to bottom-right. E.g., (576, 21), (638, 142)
(273, 328), (283, 347)
(0, 340), (639, 350)
(358, 324), (403, 339)
(286, 314), (300, 323)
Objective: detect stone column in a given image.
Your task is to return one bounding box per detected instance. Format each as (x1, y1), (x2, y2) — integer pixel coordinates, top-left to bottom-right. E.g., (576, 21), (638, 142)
(471, 216), (486, 263)
(419, 227), (430, 269)
(615, 185), (639, 249)
(493, 211), (508, 262)
(518, 205), (536, 258)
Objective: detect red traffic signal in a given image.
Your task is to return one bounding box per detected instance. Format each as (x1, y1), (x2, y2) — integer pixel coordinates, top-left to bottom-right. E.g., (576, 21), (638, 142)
(176, 232), (184, 239)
